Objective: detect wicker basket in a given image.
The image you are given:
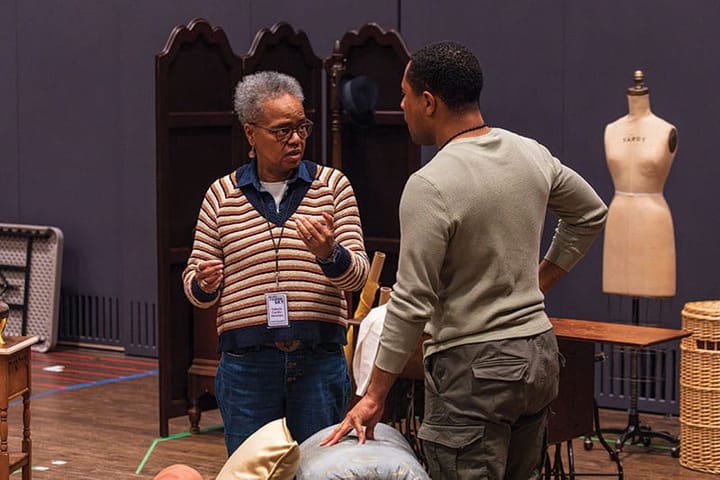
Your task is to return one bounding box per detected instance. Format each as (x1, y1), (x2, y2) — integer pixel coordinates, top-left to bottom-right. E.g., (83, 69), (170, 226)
(680, 300), (720, 474)
(680, 378), (720, 425)
(679, 421), (720, 474)
(680, 346), (720, 390)
(681, 300), (720, 347)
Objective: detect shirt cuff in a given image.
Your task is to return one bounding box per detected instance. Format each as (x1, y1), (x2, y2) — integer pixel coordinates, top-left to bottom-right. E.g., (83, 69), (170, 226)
(191, 278), (220, 302)
(317, 243), (351, 278)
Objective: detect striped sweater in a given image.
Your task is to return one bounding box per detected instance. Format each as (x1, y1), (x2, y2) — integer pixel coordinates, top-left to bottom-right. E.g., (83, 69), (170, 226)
(183, 160), (369, 350)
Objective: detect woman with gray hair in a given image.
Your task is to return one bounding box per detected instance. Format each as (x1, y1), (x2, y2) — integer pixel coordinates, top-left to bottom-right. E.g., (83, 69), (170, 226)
(183, 71), (369, 455)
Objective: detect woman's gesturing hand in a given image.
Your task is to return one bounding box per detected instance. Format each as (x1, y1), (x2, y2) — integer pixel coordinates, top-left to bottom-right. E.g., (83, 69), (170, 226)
(296, 212), (336, 260)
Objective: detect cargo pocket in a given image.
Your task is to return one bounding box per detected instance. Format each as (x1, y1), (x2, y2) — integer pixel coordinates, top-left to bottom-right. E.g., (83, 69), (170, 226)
(471, 357), (528, 382)
(418, 422), (485, 449)
(419, 423), (489, 480)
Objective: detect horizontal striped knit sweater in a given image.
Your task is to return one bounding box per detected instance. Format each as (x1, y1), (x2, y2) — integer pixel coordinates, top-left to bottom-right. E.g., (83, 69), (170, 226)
(183, 160), (369, 350)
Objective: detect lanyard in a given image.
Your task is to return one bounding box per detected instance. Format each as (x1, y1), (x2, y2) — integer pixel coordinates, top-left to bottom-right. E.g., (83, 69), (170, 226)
(259, 192), (285, 289)
(265, 221), (285, 288)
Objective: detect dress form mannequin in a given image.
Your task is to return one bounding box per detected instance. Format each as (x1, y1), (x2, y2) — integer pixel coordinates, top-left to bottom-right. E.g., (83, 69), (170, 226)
(602, 70), (678, 297)
(596, 72), (681, 458)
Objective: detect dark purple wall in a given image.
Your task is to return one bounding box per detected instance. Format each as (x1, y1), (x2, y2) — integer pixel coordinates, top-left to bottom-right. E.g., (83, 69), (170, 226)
(0, 0), (19, 218)
(1, 0), (718, 349)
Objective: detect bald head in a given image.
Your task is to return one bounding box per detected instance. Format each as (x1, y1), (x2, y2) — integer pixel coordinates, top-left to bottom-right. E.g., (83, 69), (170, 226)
(153, 464), (203, 480)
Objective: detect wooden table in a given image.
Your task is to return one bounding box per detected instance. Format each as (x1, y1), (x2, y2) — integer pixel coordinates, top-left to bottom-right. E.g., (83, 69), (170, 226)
(0, 336), (37, 480)
(550, 317), (690, 348)
(546, 318), (690, 477)
(548, 318), (690, 444)
(547, 317), (691, 442)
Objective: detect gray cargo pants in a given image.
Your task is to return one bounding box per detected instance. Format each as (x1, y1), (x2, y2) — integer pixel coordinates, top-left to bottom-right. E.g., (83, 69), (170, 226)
(417, 329), (559, 480)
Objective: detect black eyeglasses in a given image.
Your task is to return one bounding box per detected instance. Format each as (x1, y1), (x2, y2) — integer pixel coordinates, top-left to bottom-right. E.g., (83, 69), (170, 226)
(250, 119), (313, 142)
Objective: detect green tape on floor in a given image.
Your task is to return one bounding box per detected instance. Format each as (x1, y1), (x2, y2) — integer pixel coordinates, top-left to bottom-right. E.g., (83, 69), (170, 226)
(581, 435), (675, 451)
(135, 424), (223, 475)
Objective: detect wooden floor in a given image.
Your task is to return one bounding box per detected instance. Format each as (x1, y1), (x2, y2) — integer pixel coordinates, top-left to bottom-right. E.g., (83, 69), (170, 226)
(4, 346), (718, 479)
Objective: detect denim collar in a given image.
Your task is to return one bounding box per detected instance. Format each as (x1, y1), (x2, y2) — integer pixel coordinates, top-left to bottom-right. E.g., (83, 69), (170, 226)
(235, 159), (314, 191)
(234, 159), (317, 227)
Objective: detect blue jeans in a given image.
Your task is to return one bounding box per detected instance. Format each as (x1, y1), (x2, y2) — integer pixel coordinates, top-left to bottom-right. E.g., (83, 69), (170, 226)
(215, 343), (350, 455)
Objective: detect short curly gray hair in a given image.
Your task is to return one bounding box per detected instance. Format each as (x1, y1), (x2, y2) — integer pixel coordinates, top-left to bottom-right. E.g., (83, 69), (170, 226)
(233, 71), (305, 123)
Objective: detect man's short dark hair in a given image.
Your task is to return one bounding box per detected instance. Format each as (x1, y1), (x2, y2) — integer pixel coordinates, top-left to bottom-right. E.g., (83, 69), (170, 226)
(406, 41), (483, 112)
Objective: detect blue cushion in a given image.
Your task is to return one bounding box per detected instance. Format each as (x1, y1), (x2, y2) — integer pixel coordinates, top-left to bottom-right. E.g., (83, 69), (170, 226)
(296, 422), (430, 480)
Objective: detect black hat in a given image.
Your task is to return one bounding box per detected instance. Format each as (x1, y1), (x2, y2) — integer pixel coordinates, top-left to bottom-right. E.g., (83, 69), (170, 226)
(339, 74), (378, 127)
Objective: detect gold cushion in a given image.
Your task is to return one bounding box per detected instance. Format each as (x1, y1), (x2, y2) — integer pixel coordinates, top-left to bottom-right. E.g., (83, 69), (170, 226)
(216, 417), (300, 480)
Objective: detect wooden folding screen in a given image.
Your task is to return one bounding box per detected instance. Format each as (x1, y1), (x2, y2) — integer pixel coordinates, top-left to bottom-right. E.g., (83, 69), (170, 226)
(326, 24), (420, 288)
(156, 19), (325, 436)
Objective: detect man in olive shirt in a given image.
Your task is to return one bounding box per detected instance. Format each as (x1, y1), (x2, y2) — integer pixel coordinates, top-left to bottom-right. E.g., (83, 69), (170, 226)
(324, 41), (607, 480)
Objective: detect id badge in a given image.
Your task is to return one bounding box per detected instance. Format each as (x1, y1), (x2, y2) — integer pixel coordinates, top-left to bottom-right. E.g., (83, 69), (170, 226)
(265, 292), (289, 328)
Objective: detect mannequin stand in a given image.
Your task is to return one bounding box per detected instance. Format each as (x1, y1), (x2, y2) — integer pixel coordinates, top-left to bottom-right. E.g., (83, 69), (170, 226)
(598, 298), (680, 457)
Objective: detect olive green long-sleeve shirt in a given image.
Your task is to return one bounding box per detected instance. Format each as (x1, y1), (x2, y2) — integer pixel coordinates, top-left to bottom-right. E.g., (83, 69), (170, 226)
(376, 128), (608, 374)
